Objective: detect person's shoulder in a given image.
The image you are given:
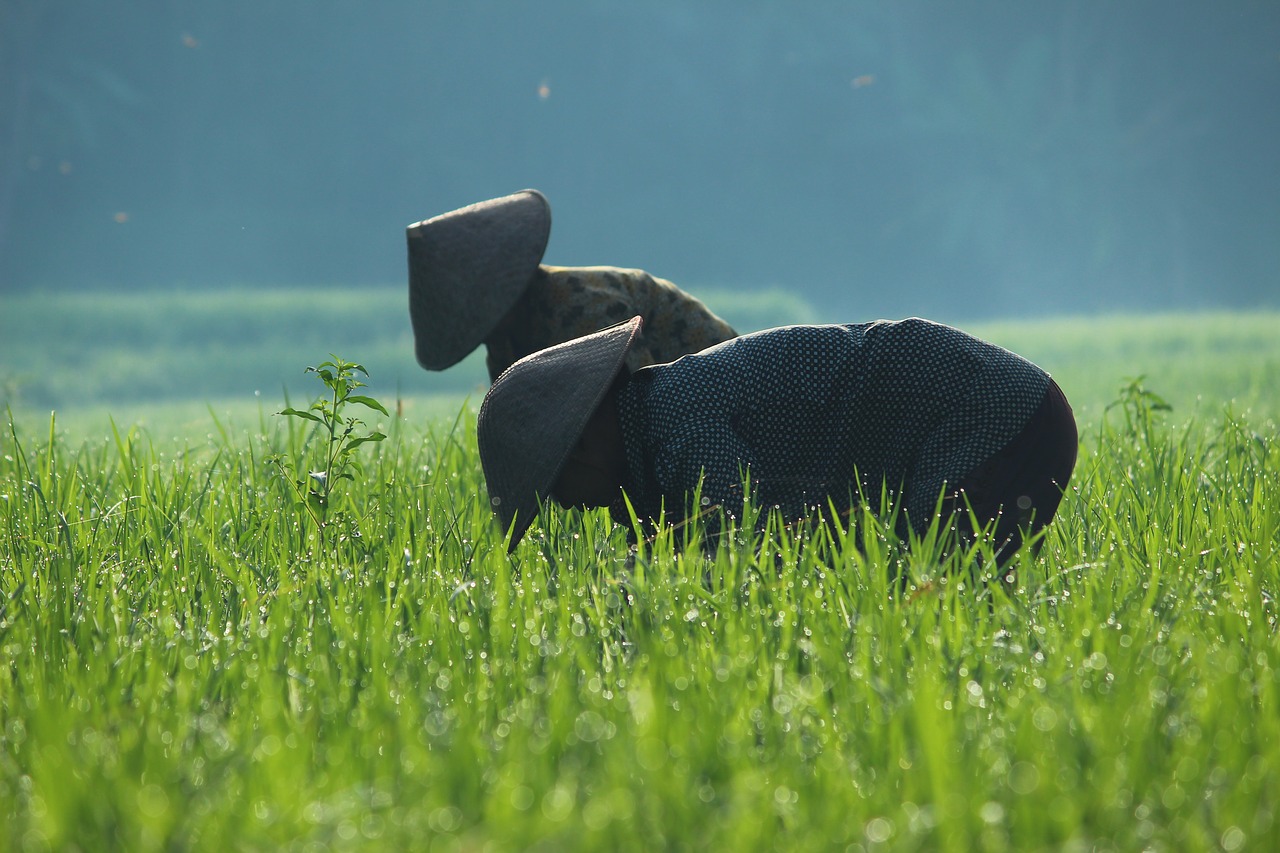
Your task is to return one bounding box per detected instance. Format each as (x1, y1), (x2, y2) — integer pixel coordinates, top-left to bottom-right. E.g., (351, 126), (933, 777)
(668, 324), (855, 373)
(549, 266), (654, 292)
(861, 317), (980, 347)
(541, 265), (665, 316)
(538, 265), (625, 297)
(572, 266), (706, 304)
(737, 321), (871, 347)
(864, 316), (949, 334)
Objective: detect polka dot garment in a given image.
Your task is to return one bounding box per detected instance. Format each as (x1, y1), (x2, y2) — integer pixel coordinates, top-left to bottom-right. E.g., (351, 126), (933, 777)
(612, 318), (1051, 532)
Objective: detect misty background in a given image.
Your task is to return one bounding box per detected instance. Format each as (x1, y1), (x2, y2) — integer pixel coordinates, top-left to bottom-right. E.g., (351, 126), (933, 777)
(1, 1), (1278, 410)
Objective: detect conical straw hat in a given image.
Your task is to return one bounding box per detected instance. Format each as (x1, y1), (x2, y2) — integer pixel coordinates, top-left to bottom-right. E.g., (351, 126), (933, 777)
(406, 189), (551, 370)
(478, 316), (643, 552)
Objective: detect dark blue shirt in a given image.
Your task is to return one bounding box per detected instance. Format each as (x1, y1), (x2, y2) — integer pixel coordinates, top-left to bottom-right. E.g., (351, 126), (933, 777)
(612, 318), (1050, 531)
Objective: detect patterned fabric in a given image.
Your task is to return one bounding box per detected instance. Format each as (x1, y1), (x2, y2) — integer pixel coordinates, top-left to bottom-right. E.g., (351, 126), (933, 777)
(484, 265), (737, 382)
(611, 318), (1051, 532)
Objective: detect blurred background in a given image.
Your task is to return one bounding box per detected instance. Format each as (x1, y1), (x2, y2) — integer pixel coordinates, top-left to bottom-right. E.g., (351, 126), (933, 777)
(1, 0), (1278, 412)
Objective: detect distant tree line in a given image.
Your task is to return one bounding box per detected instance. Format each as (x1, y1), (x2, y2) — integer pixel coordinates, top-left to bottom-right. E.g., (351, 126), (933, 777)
(2, 0), (1277, 319)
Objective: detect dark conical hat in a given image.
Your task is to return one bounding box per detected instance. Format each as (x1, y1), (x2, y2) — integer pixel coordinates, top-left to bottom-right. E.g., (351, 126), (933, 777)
(477, 316), (642, 552)
(406, 189), (552, 370)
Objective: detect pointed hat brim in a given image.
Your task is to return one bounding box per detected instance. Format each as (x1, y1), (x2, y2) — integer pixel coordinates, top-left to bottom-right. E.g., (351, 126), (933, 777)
(477, 316), (642, 552)
(406, 189), (552, 370)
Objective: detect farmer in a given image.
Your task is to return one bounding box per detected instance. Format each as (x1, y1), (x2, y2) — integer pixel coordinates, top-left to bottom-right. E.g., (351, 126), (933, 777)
(406, 189), (736, 382)
(477, 316), (1077, 563)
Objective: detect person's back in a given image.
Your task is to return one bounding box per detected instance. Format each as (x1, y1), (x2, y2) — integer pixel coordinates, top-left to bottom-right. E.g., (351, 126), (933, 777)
(616, 319), (1051, 529)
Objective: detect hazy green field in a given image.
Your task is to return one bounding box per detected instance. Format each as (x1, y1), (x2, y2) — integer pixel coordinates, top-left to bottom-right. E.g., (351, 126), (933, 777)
(2, 295), (1279, 850)
(4, 285), (1276, 436)
(0, 286), (818, 413)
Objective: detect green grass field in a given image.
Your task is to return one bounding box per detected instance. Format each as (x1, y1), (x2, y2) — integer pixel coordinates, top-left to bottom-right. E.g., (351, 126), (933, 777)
(2, 293), (1279, 850)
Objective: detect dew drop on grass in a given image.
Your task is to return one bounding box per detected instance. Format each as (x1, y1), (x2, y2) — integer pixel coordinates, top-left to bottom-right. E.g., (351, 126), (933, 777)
(428, 805), (463, 833)
(1032, 706), (1057, 732)
(864, 817), (892, 843)
(510, 785), (534, 812)
(1008, 762), (1040, 794)
(542, 787), (574, 822)
(1221, 827), (1247, 851)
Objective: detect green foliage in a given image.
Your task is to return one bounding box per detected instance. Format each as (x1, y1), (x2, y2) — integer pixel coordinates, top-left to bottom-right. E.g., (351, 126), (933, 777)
(2, 358), (1279, 849)
(1106, 374), (1173, 448)
(270, 355), (388, 549)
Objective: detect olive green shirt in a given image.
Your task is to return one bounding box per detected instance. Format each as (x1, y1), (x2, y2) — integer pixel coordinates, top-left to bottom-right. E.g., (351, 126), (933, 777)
(484, 265), (737, 382)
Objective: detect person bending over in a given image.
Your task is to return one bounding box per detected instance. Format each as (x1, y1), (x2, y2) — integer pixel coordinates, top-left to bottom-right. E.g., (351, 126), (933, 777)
(406, 189), (736, 382)
(477, 316), (1077, 564)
